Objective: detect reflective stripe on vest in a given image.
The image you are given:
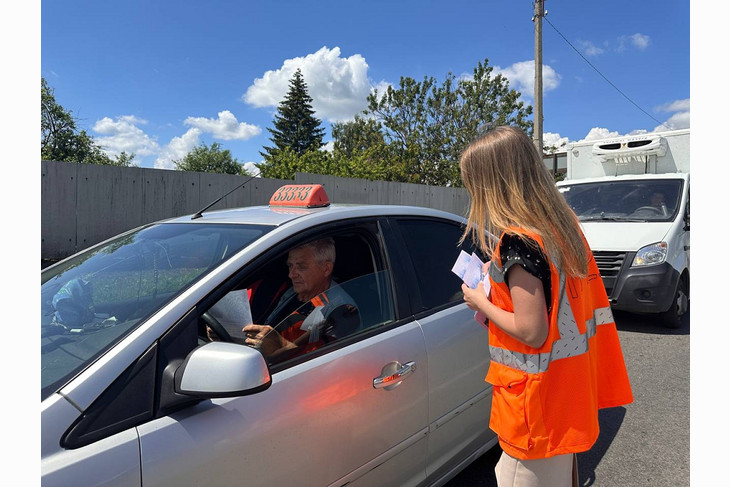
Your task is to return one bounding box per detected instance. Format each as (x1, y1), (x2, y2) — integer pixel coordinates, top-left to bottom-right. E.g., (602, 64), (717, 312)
(487, 257), (614, 374)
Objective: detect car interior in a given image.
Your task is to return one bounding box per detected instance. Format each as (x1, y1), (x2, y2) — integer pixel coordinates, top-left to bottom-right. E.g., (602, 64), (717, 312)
(200, 231), (395, 359)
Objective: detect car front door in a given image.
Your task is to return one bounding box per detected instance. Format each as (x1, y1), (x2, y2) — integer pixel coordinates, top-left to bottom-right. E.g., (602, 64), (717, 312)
(137, 221), (431, 486)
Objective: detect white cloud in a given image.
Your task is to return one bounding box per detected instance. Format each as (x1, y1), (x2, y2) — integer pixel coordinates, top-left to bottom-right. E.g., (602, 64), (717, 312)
(618, 33), (650, 51)
(543, 132), (569, 151)
(371, 80), (393, 101)
(654, 98), (690, 131)
(578, 40), (604, 57)
(184, 110), (261, 140)
(92, 111), (262, 169)
(495, 60), (561, 98)
(657, 99), (690, 113)
(656, 111), (690, 131)
(242, 161), (260, 175)
(243, 46), (386, 122)
(581, 127), (621, 142)
(92, 115), (160, 157)
(546, 97), (689, 149)
(154, 128), (202, 170)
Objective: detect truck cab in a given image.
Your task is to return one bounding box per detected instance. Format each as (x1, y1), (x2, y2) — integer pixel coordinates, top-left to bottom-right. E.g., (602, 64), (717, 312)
(556, 129), (690, 328)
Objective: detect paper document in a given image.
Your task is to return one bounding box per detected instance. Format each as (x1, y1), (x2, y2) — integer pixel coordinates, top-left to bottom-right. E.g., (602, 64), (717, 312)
(452, 251), (491, 294)
(207, 289), (253, 341)
(452, 251), (492, 328)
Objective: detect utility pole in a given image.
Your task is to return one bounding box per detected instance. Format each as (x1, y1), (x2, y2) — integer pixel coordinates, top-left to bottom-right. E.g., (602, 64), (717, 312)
(533, 0), (545, 159)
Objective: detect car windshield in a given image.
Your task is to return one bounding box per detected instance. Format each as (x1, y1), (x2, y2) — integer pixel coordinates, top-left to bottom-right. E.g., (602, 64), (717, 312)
(558, 179), (684, 222)
(41, 222), (272, 401)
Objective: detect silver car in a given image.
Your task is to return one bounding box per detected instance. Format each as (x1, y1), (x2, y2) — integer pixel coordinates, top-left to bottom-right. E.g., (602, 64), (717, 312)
(41, 184), (497, 486)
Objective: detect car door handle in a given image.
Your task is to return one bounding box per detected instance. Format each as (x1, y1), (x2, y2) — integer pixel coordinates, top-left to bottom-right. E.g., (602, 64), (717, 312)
(373, 361), (416, 390)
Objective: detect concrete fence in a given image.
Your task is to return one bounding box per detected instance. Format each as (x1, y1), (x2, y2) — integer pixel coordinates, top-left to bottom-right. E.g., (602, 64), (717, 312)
(41, 161), (471, 262)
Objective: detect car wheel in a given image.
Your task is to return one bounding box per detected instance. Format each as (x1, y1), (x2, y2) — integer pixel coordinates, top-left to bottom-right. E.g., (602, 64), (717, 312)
(658, 274), (689, 329)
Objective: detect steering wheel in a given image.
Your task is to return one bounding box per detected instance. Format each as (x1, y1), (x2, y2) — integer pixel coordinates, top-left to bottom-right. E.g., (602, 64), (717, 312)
(633, 206), (664, 215)
(201, 312), (233, 342)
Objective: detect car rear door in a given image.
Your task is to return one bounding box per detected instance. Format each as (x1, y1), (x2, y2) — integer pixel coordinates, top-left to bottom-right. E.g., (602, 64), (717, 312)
(391, 217), (497, 483)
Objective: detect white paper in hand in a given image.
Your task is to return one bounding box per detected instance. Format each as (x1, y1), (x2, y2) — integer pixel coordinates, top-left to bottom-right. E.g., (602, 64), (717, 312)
(463, 253), (484, 289)
(451, 250), (471, 282)
(480, 272), (491, 295)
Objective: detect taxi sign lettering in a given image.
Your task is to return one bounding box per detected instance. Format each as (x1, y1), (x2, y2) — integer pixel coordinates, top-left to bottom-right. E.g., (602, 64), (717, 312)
(269, 184), (330, 208)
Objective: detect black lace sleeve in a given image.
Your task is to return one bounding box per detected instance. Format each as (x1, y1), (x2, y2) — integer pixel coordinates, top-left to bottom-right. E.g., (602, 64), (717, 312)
(500, 234), (552, 312)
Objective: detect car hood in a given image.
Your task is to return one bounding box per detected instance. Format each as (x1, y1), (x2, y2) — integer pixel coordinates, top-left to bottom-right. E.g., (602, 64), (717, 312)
(580, 221), (673, 251)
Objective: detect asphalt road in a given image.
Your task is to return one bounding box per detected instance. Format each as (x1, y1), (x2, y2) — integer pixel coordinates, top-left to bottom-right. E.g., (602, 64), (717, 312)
(446, 308), (690, 487)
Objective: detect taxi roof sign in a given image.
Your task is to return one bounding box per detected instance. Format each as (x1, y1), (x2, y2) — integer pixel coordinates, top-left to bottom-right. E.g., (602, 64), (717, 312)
(269, 184), (331, 208)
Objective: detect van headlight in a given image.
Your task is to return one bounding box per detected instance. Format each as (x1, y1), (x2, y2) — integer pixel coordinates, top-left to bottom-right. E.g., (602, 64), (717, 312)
(631, 242), (667, 267)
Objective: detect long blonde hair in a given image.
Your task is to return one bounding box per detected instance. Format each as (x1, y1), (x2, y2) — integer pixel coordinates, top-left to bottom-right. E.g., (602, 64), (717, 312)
(459, 126), (588, 277)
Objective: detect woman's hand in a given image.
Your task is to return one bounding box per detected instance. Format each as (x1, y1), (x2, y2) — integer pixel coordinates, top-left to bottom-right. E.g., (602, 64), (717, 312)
(462, 282), (489, 312)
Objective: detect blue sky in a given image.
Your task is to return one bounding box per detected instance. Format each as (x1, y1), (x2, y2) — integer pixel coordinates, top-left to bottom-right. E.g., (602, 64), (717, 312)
(39, 0), (691, 172)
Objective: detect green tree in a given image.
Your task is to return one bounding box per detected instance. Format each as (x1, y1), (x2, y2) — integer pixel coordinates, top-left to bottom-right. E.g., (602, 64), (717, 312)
(41, 77), (135, 166)
(364, 59), (533, 186)
(255, 147), (328, 179)
(331, 115), (384, 158)
(260, 69), (326, 161)
(330, 116), (407, 181)
(174, 142), (247, 175)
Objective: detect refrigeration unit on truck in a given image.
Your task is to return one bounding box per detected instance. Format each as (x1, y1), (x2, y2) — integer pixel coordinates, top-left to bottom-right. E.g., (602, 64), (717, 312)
(556, 129), (690, 328)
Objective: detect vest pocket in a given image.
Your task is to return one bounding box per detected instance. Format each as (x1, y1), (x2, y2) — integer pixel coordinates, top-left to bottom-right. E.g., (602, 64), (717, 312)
(486, 365), (532, 451)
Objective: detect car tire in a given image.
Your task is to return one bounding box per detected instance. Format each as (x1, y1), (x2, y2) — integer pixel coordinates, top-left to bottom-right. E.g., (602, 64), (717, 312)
(658, 274), (689, 329)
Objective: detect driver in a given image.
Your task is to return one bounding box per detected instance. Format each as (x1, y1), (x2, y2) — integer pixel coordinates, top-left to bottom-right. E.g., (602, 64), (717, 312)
(241, 237), (359, 361)
(650, 191), (666, 211)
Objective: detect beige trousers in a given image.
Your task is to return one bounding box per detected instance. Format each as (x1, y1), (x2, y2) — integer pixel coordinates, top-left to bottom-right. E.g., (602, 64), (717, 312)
(495, 451), (577, 487)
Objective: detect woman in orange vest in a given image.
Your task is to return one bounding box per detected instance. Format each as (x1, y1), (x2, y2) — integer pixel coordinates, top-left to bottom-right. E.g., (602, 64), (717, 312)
(459, 126), (633, 486)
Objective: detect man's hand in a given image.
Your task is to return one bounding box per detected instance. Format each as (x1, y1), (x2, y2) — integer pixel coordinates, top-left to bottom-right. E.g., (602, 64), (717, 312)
(242, 324), (295, 356)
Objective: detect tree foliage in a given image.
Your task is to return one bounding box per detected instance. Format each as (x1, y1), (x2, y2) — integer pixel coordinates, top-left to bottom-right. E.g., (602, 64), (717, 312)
(256, 115), (400, 181)
(257, 59), (534, 185)
(41, 77), (135, 166)
(174, 142), (248, 175)
(362, 59), (533, 186)
(260, 69), (326, 163)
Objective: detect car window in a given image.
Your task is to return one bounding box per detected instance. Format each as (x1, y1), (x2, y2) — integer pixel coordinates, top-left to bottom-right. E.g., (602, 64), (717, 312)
(396, 218), (486, 311)
(200, 231), (396, 366)
(41, 222), (272, 401)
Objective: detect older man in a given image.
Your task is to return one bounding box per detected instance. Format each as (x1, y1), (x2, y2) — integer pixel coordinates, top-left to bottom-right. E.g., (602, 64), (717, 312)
(243, 237), (359, 361)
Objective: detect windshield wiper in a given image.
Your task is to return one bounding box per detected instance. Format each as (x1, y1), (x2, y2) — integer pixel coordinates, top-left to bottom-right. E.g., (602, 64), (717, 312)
(579, 216), (646, 222)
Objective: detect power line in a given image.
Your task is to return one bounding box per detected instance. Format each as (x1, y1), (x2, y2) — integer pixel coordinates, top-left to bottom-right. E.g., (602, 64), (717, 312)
(542, 15), (673, 131)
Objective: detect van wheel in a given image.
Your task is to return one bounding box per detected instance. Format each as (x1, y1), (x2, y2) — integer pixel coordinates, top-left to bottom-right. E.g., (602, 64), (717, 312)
(659, 275), (689, 329)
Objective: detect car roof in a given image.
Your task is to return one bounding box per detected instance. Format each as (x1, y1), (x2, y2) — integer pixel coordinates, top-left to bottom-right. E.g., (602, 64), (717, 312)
(161, 203), (465, 227)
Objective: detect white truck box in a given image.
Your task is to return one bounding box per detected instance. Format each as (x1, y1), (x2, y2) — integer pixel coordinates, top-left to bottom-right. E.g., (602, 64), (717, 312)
(556, 129), (690, 327)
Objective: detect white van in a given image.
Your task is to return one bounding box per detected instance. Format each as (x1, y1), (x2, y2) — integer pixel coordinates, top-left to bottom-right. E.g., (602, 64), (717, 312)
(556, 129), (690, 328)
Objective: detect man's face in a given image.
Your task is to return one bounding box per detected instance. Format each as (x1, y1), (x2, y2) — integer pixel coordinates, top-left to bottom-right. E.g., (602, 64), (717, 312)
(287, 246), (332, 302)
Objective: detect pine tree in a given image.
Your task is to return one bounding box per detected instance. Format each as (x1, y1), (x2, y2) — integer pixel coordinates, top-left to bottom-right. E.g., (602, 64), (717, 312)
(260, 69), (325, 161)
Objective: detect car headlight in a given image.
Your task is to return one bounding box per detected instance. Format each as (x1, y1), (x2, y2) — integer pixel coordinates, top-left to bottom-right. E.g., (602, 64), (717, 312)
(631, 242), (667, 267)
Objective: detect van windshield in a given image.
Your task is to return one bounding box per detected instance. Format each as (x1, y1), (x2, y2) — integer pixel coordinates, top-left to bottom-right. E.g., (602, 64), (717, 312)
(558, 179), (684, 222)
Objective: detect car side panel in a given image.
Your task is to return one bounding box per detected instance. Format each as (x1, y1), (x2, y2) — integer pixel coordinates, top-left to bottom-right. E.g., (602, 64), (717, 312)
(137, 322), (429, 487)
(417, 305), (495, 482)
(41, 395), (141, 487)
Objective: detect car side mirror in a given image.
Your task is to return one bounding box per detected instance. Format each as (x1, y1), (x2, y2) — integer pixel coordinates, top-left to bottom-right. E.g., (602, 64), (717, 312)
(175, 342), (271, 398)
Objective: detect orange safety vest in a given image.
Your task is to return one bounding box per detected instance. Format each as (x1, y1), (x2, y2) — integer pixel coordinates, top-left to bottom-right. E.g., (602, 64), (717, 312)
(280, 293), (331, 355)
(484, 229), (633, 460)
